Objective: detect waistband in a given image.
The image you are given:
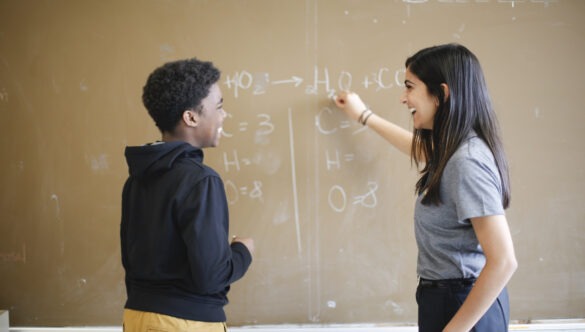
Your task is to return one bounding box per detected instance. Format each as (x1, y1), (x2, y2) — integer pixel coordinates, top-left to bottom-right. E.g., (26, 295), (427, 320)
(418, 277), (476, 288)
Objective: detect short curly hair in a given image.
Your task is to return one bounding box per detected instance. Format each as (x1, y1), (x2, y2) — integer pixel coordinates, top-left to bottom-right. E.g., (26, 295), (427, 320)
(142, 58), (221, 133)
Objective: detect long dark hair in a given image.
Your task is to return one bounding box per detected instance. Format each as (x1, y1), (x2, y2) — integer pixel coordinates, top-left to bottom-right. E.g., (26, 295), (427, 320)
(407, 44), (511, 208)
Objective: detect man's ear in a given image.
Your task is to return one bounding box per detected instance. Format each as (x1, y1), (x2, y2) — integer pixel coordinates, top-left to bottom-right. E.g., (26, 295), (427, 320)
(440, 83), (450, 102)
(182, 110), (199, 128)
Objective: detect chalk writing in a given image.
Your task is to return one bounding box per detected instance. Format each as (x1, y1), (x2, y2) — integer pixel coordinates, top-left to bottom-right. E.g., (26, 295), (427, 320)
(327, 182), (379, 212)
(328, 185), (347, 213)
(253, 72), (270, 95)
(222, 150), (245, 172)
(224, 179), (264, 204)
(87, 153), (109, 171)
(362, 68), (404, 91)
(223, 66), (406, 98)
(0, 87), (8, 101)
(325, 149), (355, 170)
(315, 107), (353, 135)
(287, 107), (302, 255)
(352, 181), (379, 208)
(224, 70), (253, 98)
(51, 193), (61, 219)
(219, 77), (381, 222)
(0, 243), (26, 263)
(256, 114), (275, 136)
(272, 76), (303, 87)
(221, 113), (234, 138)
(220, 101), (380, 214)
(305, 66), (331, 95)
(221, 113), (274, 139)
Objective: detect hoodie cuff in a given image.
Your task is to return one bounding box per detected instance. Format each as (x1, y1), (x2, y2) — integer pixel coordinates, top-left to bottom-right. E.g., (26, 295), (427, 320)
(230, 241), (253, 269)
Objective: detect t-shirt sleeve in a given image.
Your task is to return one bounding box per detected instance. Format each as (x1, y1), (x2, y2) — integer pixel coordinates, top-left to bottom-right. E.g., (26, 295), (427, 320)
(448, 152), (505, 223)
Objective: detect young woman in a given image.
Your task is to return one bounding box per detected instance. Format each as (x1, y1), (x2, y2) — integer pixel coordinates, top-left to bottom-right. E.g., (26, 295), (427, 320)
(334, 43), (517, 332)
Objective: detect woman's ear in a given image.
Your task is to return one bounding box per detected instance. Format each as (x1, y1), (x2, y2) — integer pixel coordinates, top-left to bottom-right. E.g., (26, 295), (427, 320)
(182, 110), (199, 128)
(440, 83), (450, 102)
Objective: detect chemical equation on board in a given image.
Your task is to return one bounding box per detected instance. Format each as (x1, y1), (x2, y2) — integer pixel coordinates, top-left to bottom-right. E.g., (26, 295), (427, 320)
(219, 108), (380, 213)
(223, 66), (405, 98)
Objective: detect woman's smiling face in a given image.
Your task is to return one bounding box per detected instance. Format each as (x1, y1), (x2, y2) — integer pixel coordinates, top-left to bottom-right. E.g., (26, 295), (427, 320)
(401, 68), (439, 130)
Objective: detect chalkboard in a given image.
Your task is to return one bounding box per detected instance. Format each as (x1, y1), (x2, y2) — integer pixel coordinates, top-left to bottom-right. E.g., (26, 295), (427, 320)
(1, 0), (584, 327)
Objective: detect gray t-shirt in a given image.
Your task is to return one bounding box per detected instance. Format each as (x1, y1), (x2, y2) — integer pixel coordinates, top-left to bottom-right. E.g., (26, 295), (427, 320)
(414, 134), (505, 280)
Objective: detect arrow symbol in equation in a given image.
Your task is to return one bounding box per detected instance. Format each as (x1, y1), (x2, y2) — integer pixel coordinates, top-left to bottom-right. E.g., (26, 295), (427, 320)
(271, 76), (303, 87)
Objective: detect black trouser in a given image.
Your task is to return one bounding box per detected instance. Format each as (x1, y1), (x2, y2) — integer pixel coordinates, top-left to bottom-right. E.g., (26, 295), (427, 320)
(416, 278), (510, 332)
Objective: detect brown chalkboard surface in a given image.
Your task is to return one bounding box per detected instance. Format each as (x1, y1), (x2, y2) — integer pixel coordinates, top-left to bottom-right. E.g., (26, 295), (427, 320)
(1, 0), (584, 327)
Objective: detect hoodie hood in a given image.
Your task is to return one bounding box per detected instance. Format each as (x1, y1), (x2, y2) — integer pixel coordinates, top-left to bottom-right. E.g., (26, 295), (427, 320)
(124, 141), (203, 177)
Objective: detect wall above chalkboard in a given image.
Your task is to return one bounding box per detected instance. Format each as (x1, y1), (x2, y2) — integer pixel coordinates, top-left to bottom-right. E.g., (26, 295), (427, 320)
(1, 0), (584, 327)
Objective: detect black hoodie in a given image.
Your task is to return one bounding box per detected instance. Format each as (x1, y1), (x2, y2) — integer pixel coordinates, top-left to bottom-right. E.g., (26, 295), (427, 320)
(121, 141), (252, 322)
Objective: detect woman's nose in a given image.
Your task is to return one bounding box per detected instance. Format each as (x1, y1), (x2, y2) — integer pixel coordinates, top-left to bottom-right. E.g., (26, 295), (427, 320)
(399, 91), (407, 104)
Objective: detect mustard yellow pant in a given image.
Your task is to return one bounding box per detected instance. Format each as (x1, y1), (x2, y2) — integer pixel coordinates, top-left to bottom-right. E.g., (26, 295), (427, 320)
(123, 309), (227, 332)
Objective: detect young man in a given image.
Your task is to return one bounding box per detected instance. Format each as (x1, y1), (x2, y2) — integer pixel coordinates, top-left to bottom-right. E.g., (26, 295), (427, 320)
(121, 58), (254, 332)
